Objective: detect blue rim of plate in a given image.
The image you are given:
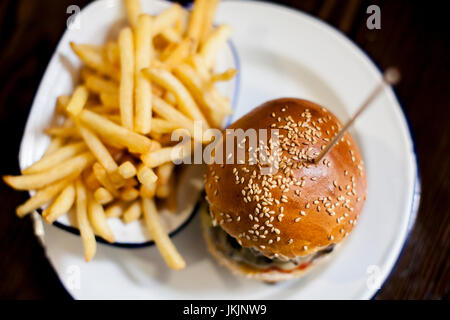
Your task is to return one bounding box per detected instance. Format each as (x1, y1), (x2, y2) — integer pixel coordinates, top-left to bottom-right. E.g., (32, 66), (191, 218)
(35, 40), (241, 248)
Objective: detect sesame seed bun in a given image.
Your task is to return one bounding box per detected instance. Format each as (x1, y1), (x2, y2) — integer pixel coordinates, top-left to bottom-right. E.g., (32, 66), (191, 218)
(204, 98), (367, 265)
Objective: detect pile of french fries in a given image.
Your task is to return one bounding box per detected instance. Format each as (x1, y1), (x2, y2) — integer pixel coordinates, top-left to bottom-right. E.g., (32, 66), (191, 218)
(3, 0), (235, 270)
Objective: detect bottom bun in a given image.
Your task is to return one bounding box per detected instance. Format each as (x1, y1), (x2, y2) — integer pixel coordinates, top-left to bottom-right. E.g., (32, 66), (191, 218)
(200, 203), (334, 283)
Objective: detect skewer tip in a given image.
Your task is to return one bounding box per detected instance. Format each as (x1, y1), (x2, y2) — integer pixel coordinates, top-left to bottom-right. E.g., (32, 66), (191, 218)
(384, 67), (401, 85)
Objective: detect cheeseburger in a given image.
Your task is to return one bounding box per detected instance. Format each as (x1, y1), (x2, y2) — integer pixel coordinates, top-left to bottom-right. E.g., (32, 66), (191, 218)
(203, 98), (367, 282)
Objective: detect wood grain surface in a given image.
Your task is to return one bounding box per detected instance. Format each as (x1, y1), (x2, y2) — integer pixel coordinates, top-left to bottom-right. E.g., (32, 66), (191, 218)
(0, 0), (448, 300)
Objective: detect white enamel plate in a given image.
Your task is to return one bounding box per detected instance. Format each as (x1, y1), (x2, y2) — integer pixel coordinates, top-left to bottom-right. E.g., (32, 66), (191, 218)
(31, 0), (419, 299)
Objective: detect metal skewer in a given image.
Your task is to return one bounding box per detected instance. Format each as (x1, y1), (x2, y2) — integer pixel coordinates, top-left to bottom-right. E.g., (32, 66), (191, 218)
(313, 67), (401, 164)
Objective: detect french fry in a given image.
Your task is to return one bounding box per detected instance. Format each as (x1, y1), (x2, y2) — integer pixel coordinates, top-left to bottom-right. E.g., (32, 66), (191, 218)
(118, 27), (135, 130)
(140, 182), (157, 198)
(105, 201), (126, 218)
(120, 186), (139, 202)
(199, 24), (232, 68)
(118, 161), (136, 179)
(45, 126), (79, 138)
(84, 73), (118, 95)
(151, 118), (180, 134)
(4, 152), (94, 190)
(161, 37), (195, 68)
(200, 0), (219, 44)
(88, 193), (115, 243)
(43, 182), (76, 223)
(156, 162), (174, 199)
(22, 142), (86, 174)
(125, 0), (141, 29)
(160, 28), (182, 44)
(141, 143), (191, 168)
(84, 168), (101, 190)
(159, 42), (178, 62)
(124, 176), (139, 186)
(92, 162), (119, 197)
(70, 42), (119, 81)
(42, 137), (64, 157)
(56, 95), (71, 114)
(211, 68), (238, 82)
(66, 85), (89, 117)
(94, 187), (114, 205)
(185, 54), (210, 82)
(142, 67), (210, 128)
(75, 179), (96, 261)
(151, 96), (196, 136)
(122, 200), (142, 224)
(106, 41), (120, 66)
(16, 178), (72, 218)
(163, 90), (177, 106)
(187, 0), (208, 50)
(174, 8), (189, 36)
(173, 63), (231, 128)
(134, 14), (153, 134)
(105, 114), (123, 125)
(152, 3), (183, 35)
(100, 92), (119, 108)
(87, 105), (117, 115)
(152, 83), (165, 97)
(78, 109), (159, 154)
(142, 197), (186, 270)
(137, 164), (158, 187)
(78, 125), (118, 174)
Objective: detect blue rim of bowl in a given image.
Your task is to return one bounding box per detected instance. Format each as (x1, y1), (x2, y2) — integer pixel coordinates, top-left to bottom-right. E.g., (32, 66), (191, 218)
(38, 38), (241, 248)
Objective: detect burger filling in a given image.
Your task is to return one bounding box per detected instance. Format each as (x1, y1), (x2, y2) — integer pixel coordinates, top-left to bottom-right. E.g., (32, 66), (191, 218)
(207, 218), (335, 273)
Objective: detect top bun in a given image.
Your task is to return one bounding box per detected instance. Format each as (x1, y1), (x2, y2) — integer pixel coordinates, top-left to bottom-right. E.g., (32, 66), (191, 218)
(205, 98), (367, 260)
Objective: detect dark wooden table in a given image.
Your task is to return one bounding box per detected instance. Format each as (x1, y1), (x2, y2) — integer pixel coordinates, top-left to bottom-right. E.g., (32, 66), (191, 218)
(0, 0), (448, 300)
